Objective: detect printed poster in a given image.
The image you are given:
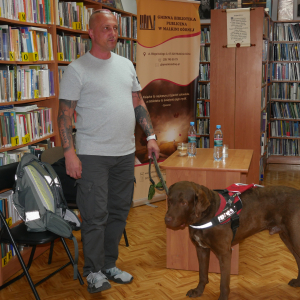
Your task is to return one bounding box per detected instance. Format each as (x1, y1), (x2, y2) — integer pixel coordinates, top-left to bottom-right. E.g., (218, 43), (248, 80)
(135, 0), (201, 165)
(226, 8), (250, 47)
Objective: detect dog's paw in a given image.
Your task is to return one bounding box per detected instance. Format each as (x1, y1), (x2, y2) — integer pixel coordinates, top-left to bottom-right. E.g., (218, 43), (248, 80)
(186, 288), (203, 298)
(288, 279), (300, 287)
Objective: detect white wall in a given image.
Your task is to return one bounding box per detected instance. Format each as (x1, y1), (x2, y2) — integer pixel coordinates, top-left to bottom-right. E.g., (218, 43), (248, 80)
(122, 0), (137, 14)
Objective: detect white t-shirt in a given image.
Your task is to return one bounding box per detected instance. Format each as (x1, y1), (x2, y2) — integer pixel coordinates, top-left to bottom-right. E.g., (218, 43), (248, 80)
(59, 52), (141, 156)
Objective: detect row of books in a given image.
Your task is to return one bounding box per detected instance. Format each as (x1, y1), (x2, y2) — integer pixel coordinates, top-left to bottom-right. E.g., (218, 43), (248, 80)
(0, 65), (54, 103)
(273, 23), (300, 42)
(198, 136), (209, 148)
(261, 111), (267, 132)
(197, 119), (209, 135)
(58, 66), (67, 83)
(0, 0), (54, 24)
(132, 42), (137, 63)
(112, 40), (132, 60)
(0, 190), (20, 225)
(273, 43), (300, 62)
(133, 17), (137, 40)
(197, 101), (210, 117)
(270, 120), (300, 137)
(261, 132), (267, 155)
(262, 40), (268, 62)
(0, 139), (54, 165)
(57, 34), (91, 62)
(271, 82), (300, 100)
(198, 82), (210, 99)
(261, 86), (267, 109)
(262, 64), (269, 84)
(199, 64), (210, 81)
(0, 190), (23, 267)
(272, 63), (300, 81)
(271, 101), (300, 120)
(259, 155), (266, 181)
(118, 15), (132, 38)
(56, 2), (134, 39)
(201, 27), (211, 44)
(56, 1), (93, 32)
(263, 15), (270, 39)
(215, 0), (240, 9)
(0, 25), (54, 62)
(268, 138), (300, 156)
(200, 46), (210, 63)
(0, 105), (53, 149)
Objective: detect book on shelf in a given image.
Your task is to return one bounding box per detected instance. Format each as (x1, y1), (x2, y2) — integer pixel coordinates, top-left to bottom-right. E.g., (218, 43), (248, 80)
(0, 189), (23, 266)
(14, 104), (39, 112)
(121, 16), (132, 38)
(0, 25), (53, 62)
(113, 40), (131, 60)
(201, 27), (211, 44)
(215, 0), (239, 9)
(56, 1), (93, 31)
(57, 33), (91, 62)
(0, 107), (53, 149)
(0, 0), (54, 24)
(0, 64), (54, 102)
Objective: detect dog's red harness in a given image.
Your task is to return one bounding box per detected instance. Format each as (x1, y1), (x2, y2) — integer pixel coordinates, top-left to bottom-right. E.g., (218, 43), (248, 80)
(215, 183), (254, 224)
(190, 183), (262, 241)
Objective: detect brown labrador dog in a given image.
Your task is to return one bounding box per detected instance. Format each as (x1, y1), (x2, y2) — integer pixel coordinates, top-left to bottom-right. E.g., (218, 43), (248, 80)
(165, 181), (300, 300)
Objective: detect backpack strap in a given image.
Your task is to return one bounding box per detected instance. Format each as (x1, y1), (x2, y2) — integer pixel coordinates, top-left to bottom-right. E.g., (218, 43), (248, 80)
(71, 236), (79, 279)
(41, 162), (69, 212)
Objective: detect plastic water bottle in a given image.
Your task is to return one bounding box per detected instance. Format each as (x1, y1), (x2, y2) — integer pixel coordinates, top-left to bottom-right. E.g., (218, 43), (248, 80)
(214, 125), (223, 161)
(188, 122), (197, 157)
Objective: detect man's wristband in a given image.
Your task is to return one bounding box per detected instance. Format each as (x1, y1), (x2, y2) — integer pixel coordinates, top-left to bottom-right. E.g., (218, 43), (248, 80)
(146, 134), (157, 142)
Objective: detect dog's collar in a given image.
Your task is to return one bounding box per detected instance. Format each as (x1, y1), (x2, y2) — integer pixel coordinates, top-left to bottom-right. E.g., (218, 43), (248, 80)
(189, 183), (260, 230)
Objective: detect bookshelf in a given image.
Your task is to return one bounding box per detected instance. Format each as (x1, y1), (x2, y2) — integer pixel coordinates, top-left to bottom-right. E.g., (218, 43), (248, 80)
(0, 0), (137, 286)
(267, 20), (300, 165)
(210, 8), (268, 184)
(196, 24), (210, 148)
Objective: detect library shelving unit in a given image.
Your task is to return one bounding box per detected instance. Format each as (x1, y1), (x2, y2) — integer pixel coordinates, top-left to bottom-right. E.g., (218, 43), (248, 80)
(0, 0), (137, 287)
(260, 13), (271, 181)
(267, 20), (300, 165)
(196, 23), (210, 148)
(210, 7), (267, 184)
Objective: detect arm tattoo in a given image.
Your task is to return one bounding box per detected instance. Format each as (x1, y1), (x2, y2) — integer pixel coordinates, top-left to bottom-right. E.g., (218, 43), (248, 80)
(57, 99), (77, 152)
(135, 106), (154, 137)
(132, 91), (143, 103)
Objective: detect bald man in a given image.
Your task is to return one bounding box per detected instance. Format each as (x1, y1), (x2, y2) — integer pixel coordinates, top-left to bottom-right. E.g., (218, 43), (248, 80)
(58, 10), (159, 294)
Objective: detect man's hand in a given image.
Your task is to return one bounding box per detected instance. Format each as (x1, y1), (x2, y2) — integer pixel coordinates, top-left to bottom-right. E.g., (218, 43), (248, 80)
(65, 151), (82, 179)
(147, 140), (160, 160)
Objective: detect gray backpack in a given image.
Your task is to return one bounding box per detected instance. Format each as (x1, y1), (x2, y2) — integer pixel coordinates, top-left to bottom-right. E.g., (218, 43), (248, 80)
(12, 153), (81, 279)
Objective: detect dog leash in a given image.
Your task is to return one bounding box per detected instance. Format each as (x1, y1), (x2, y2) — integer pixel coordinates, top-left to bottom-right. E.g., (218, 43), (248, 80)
(148, 152), (168, 201)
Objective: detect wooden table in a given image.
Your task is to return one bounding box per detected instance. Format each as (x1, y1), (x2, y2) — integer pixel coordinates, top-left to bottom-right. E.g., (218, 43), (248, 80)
(160, 148), (253, 274)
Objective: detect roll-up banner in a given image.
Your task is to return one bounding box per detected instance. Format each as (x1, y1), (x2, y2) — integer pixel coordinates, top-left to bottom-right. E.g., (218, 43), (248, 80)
(135, 0), (200, 164)
(133, 0), (200, 206)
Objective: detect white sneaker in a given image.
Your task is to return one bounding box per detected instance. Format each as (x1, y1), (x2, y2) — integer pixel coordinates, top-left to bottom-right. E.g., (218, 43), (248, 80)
(86, 271), (111, 294)
(103, 267), (133, 284)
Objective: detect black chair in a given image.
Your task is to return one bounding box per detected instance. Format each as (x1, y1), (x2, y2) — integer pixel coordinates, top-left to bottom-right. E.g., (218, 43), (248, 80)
(42, 147), (129, 247)
(0, 163), (84, 300)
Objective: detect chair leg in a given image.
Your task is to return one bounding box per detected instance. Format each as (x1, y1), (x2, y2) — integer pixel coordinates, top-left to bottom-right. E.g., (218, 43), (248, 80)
(60, 237), (84, 285)
(0, 211), (40, 300)
(123, 228), (129, 247)
(48, 241), (55, 264)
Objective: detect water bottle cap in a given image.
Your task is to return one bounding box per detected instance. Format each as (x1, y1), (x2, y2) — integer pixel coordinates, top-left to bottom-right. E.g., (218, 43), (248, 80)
(190, 122), (194, 126)
(216, 125), (221, 129)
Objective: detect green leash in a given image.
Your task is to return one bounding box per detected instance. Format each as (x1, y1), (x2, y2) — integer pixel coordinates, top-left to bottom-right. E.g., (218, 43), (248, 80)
(148, 152), (168, 201)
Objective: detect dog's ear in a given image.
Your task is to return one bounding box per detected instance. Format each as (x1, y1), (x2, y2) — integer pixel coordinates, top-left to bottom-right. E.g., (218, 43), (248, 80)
(194, 186), (211, 217)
